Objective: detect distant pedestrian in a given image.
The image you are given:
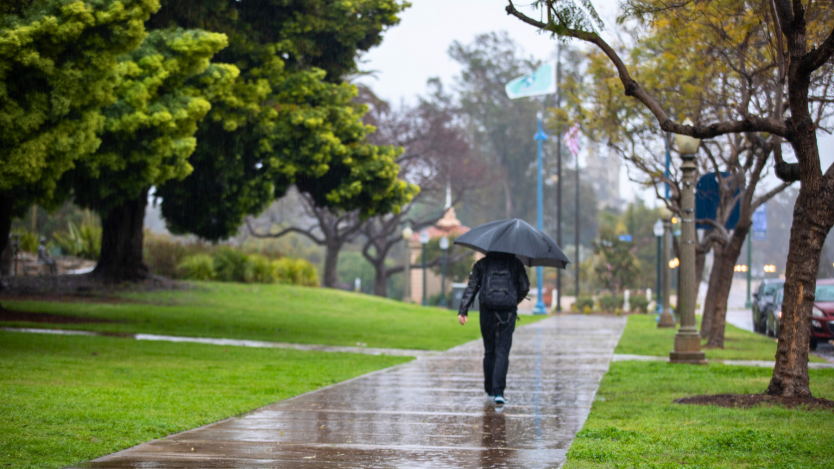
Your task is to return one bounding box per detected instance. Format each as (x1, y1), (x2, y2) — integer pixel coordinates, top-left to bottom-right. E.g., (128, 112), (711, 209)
(458, 251), (529, 405)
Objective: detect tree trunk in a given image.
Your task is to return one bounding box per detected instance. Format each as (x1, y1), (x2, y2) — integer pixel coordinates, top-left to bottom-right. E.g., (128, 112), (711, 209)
(93, 190), (150, 283)
(700, 243), (724, 338)
(707, 224), (748, 348)
(322, 241), (341, 289)
(767, 186), (833, 397)
(373, 263), (387, 297)
(0, 193), (12, 288)
(503, 178), (513, 219)
(695, 243), (708, 291)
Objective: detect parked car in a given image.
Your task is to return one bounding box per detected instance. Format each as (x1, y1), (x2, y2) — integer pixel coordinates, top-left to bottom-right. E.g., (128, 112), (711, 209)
(765, 288), (784, 339)
(752, 279), (784, 334)
(810, 279), (834, 350)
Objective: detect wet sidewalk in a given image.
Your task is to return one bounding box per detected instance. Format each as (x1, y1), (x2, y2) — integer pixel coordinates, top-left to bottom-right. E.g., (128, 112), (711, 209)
(73, 315), (626, 469)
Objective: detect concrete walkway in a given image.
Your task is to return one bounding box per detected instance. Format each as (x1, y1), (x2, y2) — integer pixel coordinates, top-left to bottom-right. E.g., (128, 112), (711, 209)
(71, 315), (626, 469)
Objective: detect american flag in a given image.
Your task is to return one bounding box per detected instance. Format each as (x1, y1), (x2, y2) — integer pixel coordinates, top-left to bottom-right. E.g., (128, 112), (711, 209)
(564, 123), (581, 156)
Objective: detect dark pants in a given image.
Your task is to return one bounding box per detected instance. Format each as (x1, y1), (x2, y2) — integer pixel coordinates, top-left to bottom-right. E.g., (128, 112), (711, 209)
(479, 309), (516, 396)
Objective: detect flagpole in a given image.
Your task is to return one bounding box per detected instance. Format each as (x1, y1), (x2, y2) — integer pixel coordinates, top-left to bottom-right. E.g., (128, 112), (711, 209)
(534, 113), (548, 315)
(555, 46), (562, 313)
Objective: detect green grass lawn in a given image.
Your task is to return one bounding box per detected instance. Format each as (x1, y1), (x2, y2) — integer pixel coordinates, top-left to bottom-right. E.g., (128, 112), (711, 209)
(568, 314), (834, 468)
(615, 314), (826, 362)
(0, 331), (411, 469)
(567, 362), (834, 469)
(0, 282), (536, 350)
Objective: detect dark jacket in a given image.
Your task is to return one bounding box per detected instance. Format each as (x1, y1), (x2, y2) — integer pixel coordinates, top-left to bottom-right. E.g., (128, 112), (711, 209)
(458, 252), (530, 316)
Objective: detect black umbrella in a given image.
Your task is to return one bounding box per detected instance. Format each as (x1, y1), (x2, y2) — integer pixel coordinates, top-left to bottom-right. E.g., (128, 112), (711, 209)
(453, 218), (570, 269)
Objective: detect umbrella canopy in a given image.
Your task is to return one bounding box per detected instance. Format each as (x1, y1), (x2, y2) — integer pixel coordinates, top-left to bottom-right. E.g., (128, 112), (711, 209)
(453, 218), (570, 269)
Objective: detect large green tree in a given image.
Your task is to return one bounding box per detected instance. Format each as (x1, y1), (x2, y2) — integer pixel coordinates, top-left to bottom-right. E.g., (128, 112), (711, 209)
(0, 0), (158, 274)
(62, 27), (237, 281)
(147, 0), (414, 243)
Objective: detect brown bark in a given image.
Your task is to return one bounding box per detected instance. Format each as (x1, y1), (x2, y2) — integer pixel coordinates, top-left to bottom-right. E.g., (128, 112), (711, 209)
(707, 224), (749, 348)
(322, 242), (341, 289)
(372, 263), (387, 297)
(700, 243), (724, 338)
(695, 243), (707, 291)
(0, 193), (12, 288)
(767, 188), (832, 396)
(92, 189), (150, 283)
(503, 178), (513, 219)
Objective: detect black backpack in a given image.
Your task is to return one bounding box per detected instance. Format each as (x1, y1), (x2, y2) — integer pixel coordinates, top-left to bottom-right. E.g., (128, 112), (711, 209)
(481, 257), (518, 310)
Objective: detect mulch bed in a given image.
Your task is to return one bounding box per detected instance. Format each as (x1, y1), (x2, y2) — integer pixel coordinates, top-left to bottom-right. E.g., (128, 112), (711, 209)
(676, 393), (834, 411)
(0, 307), (117, 324)
(1, 273), (188, 298)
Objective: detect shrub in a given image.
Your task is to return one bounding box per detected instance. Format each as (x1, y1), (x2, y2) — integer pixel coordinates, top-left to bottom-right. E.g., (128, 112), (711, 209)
(214, 248), (253, 283)
(274, 257), (319, 287)
(582, 305), (592, 315)
(630, 294), (650, 314)
(597, 292), (624, 313)
(177, 254), (216, 281)
(52, 216), (101, 260)
(249, 254), (277, 283)
(574, 296), (595, 313)
(13, 230), (40, 253)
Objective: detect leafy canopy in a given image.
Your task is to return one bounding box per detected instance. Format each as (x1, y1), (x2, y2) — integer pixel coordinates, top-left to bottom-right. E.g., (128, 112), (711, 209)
(150, 0), (416, 241)
(67, 27), (238, 214)
(0, 0), (159, 213)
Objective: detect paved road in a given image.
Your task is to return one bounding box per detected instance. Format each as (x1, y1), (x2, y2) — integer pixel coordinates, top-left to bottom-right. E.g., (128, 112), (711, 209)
(73, 315), (626, 469)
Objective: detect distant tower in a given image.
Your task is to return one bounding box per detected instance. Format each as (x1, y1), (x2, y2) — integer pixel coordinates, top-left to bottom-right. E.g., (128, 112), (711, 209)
(583, 140), (622, 210)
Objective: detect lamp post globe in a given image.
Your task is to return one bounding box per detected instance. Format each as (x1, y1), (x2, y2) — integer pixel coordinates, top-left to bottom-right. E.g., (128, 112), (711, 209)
(670, 118), (706, 364)
(420, 230), (430, 306)
(402, 226), (413, 241)
(439, 236), (449, 307)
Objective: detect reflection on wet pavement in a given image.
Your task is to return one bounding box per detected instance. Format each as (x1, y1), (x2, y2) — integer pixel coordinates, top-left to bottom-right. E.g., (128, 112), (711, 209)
(72, 315), (626, 468)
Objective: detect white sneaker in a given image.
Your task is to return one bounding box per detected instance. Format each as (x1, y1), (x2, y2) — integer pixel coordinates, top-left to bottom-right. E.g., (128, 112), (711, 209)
(494, 395), (507, 404)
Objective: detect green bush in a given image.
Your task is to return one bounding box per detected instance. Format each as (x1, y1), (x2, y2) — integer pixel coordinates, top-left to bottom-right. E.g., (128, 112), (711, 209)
(597, 292), (624, 313)
(177, 254), (216, 281)
(250, 254), (276, 283)
(52, 215), (101, 260)
(274, 257), (319, 287)
(213, 248), (253, 283)
(13, 230), (40, 253)
(573, 296), (595, 313)
(629, 294), (650, 313)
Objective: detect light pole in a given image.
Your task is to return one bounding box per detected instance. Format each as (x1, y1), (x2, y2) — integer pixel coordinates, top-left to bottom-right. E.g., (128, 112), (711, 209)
(534, 112), (548, 314)
(670, 119), (706, 364)
(658, 217), (676, 328)
(402, 226), (413, 302)
(420, 229), (429, 306)
(653, 219), (664, 314)
(439, 236), (449, 307)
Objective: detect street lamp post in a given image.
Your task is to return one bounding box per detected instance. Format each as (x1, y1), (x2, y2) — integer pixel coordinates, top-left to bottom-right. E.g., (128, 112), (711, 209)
(653, 219), (664, 314)
(534, 112), (548, 314)
(439, 236), (449, 307)
(658, 218), (676, 328)
(402, 227), (413, 302)
(670, 119), (706, 364)
(420, 229), (429, 306)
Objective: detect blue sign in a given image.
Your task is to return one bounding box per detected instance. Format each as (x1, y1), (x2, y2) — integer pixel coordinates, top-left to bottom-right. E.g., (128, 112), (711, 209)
(695, 172), (740, 230)
(752, 203), (767, 240)
(618, 234), (632, 242)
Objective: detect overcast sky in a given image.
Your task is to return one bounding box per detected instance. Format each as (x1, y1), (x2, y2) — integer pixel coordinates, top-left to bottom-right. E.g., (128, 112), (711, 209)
(357, 0), (834, 207)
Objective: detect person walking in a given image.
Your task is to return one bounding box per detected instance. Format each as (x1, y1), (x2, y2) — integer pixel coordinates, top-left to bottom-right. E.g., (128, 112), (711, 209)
(458, 251), (530, 405)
